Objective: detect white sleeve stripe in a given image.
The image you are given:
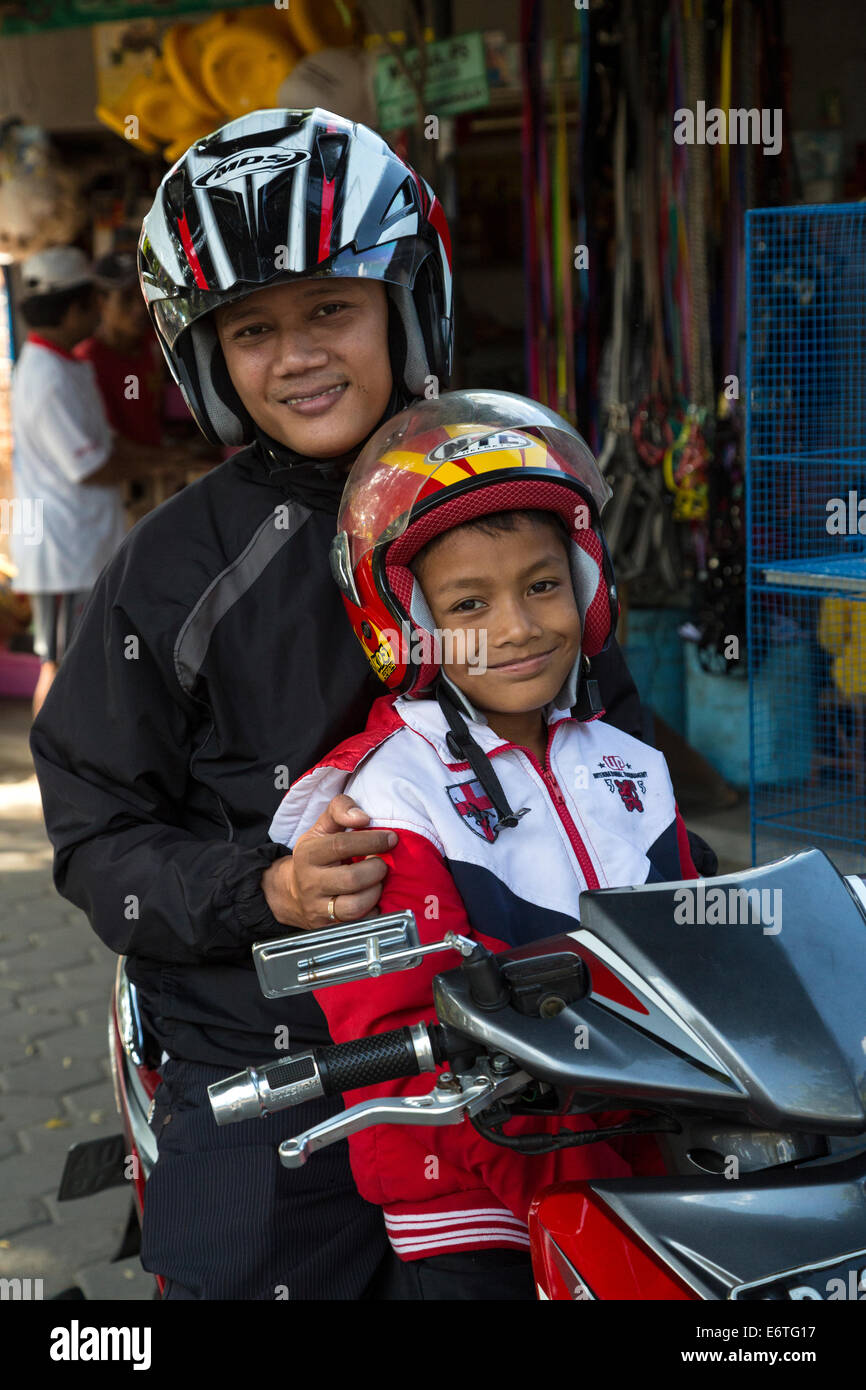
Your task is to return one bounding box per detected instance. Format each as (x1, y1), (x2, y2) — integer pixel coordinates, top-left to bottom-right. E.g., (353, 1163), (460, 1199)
(389, 1230), (532, 1253)
(385, 1208), (526, 1229)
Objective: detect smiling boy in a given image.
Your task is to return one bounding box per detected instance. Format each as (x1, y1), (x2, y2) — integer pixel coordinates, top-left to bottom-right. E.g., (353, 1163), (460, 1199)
(31, 110), (670, 1301)
(413, 514), (579, 765)
(270, 392), (700, 1300)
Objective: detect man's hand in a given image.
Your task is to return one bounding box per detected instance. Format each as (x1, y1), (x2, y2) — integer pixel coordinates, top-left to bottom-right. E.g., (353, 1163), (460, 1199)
(261, 794), (398, 930)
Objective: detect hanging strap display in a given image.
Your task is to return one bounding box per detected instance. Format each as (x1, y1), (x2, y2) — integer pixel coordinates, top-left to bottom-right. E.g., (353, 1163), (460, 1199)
(551, 0), (576, 421)
(520, 0), (540, 400)
(683, 0), (714, 410)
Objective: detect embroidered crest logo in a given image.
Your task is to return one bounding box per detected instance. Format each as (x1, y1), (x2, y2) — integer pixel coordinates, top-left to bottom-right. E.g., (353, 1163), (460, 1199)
(593, 756), (647, 813)
(445, 778), (503, 843)
(614, 778), (644, 813)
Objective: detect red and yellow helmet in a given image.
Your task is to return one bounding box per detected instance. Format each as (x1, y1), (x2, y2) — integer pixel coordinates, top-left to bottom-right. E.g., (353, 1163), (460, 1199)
(330, 390), (618, 699)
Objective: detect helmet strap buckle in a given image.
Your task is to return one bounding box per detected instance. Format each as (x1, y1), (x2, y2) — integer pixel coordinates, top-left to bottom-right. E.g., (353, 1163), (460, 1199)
(574, 676), (602, 720)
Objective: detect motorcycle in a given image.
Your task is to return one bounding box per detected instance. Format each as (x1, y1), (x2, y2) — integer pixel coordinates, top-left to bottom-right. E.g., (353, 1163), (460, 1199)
(208, 847), (866, 1302)
(58, 847), (866, 1301)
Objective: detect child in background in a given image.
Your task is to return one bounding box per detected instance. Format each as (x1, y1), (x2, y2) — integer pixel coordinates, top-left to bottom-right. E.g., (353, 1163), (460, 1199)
(270, 390), (699, 1301)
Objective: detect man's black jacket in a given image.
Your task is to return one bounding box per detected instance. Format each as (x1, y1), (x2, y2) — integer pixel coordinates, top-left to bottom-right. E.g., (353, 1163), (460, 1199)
(30, 430), (691, 1069)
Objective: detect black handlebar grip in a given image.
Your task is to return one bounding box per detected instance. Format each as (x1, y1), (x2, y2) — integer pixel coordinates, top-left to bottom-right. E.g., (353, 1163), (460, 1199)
(316, 1027), (423, 1096)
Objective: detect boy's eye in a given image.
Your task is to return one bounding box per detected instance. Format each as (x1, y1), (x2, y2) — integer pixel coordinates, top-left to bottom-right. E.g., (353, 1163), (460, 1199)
(451, 597), (485, 614)
(232, 323), (268, 339)
(528, 579), (559, 594)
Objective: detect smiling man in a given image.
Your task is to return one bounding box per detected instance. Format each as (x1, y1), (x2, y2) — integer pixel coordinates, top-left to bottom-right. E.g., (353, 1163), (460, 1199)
(29, 109), (655, 1301)
(213, 278), (393, 454)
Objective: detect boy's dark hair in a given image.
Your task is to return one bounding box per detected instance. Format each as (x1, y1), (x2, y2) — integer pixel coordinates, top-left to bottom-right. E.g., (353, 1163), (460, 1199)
(410, 508), (571, 573)
(20, 282), (94, 329)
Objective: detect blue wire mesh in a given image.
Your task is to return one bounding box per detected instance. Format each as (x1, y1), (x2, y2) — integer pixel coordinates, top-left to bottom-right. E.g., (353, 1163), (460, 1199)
(746, 205), (866, 873)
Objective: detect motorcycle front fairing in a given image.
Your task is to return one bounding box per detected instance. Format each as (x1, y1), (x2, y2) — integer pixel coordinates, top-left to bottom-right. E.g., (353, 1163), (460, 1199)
(539, 1146), (866, 1300)
(429, 847), (866, 1302)
(432, 848), (866, 1138)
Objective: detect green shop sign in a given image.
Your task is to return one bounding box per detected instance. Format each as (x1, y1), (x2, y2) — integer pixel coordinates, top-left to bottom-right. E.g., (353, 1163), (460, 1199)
(374, 31), (489, 132)
(0, 1), (255, 37)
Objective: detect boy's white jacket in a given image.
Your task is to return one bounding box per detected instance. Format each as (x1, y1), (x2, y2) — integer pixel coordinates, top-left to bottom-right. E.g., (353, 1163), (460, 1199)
(269, 691), (697, 1261)
(270, 691), (696, 940)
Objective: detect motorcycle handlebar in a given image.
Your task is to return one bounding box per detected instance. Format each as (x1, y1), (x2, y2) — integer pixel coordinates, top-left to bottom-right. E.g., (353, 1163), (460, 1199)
(318, 1028), (434, 1093)
(208, 1022), (446, 1126)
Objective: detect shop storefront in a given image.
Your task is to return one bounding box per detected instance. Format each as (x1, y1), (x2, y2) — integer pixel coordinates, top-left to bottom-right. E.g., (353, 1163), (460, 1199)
(0, 0), (863, 851)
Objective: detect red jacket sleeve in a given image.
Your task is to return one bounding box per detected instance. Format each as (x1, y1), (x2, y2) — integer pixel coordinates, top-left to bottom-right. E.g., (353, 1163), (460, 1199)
(313, 829), (637, 1225)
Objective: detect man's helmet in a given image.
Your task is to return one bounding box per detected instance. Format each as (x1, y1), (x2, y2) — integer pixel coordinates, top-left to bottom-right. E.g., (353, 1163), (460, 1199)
(138, 108), (454, 446)
(330, 390), (618, 714)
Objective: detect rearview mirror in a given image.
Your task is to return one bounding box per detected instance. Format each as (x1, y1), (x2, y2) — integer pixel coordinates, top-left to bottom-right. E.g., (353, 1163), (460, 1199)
(252, 912), (423, 997)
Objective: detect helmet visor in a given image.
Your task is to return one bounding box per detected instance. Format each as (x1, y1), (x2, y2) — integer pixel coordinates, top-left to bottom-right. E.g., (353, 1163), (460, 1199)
(141, 235), (428, 352)
(336, 389), (612, 576)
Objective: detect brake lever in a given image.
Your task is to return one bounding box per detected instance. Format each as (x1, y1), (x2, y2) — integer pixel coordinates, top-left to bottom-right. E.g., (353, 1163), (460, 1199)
(278, 1064), (532, 1168)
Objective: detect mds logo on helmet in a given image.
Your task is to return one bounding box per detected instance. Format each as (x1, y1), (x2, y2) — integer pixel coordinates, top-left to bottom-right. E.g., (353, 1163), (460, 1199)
(192, 149), (311, 189)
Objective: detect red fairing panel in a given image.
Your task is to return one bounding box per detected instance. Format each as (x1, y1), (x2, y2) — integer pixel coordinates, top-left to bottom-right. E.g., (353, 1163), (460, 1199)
(529, 1184), (698, 1301)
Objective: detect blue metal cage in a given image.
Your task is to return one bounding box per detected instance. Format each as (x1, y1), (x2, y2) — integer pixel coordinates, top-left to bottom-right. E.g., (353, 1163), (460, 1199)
(746, 204), (866, 873)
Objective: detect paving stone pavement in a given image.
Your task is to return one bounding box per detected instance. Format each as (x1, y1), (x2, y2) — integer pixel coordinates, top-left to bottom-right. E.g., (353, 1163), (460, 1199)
(0, 698), (153, 1301)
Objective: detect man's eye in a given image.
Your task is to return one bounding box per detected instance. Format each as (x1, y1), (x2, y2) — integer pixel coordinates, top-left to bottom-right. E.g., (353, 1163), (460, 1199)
(314, 302), (348, 317)
(233, 323), (267, 339)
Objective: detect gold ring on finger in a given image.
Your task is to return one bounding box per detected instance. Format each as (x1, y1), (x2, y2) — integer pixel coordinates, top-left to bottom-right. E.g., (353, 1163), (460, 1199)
(327, 896), (338, 922)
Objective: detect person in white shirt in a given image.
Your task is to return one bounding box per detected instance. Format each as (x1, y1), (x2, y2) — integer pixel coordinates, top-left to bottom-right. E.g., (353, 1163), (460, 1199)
(10, 247), (185, 715)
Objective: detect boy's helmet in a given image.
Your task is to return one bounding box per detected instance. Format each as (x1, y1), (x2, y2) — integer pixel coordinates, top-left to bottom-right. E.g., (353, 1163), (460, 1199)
(138, 108), (453, 446)
(330, 390), (617, 711)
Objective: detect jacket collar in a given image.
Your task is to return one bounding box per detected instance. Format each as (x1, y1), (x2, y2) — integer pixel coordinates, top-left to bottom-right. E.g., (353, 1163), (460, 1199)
(392, 692), (573, 767)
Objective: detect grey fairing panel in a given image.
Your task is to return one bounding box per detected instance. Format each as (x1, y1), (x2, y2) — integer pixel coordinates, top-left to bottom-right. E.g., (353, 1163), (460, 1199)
(588, 1149), (866, 1299)
(575, 849), (866, 1131)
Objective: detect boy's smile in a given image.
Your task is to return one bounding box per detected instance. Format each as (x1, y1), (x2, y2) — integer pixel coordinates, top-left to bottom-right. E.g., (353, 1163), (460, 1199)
(412, 513), (582, 762)
(214, 277), (393, 458)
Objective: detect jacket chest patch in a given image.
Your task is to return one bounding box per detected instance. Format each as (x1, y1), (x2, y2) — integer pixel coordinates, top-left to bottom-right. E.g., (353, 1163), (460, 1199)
(445, 777), (511, 843)
(593, 754), (647, 813)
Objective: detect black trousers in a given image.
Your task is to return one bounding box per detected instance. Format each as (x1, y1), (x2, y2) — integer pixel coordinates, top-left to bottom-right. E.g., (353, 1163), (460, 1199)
(390, 1249), (538, 1301)
(140, 1058), (402, 1300)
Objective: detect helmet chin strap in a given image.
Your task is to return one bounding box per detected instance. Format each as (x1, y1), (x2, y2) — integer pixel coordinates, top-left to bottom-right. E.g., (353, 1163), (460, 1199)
(573, 658), (603, 720)
(435, 678), (530, 832)
(433, 630), (600, 832)
(437, 653), (600, 726)
(437, 669), (485, 722)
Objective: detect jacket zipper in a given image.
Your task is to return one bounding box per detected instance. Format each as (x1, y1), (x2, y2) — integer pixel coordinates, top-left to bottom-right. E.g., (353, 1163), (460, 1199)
(488, 724), (601, 891)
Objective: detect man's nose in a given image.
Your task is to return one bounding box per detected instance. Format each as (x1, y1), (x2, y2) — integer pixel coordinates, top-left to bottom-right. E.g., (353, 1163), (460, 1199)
(271, 326), (329, 373)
